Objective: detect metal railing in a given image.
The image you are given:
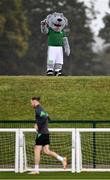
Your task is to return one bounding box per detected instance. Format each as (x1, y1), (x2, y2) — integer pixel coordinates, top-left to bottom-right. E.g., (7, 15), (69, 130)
(0, 120), (110, 128)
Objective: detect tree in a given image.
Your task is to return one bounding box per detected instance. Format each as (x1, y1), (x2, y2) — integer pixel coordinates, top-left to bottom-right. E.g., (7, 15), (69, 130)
(99, 13), (110, 44)
(0, 0), (30, 74)
(98, 6), (110, 75)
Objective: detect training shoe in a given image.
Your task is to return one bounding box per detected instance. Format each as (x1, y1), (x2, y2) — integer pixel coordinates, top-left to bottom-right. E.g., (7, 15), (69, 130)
(28, 171), (39, 175)
(62, 157), (67, 169)
(54, 70), (62, 76)
(47, 70), (54, 76)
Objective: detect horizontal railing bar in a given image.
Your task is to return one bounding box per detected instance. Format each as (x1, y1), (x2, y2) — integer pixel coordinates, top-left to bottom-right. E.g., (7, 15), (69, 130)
(0, 120), (110, 124)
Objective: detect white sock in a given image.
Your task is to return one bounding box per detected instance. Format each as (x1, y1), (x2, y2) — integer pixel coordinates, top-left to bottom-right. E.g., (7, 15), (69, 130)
(56, 155), (64, 162)
(35, 164), (39, 172)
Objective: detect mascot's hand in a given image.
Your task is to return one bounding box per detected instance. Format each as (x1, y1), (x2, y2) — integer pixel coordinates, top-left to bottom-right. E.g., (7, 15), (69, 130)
(65, 46), (70, 56)
(41, 19), (49, 34)
(41, 19), (47, 26)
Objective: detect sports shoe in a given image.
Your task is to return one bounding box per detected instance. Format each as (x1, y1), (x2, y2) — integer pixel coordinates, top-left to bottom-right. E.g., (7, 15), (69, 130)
(28, 171), (39, 175)
(47, 70), (54, 76)
(62, 157), (67, 169)
(54, 70), (62, 76)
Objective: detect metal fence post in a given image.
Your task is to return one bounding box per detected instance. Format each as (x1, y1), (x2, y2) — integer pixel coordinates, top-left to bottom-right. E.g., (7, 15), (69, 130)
(93, 122), (96, 168)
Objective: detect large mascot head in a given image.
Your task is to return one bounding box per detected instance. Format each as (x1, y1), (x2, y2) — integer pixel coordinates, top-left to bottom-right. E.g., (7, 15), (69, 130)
(46, 12), (68, 32)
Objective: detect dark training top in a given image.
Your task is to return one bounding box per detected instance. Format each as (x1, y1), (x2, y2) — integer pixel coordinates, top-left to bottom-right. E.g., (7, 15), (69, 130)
(35, 105), (49, 134)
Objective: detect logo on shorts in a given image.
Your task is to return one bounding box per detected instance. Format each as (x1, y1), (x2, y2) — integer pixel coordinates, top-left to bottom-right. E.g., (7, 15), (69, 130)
(48, 59), (53, 63)
(37, 133), (42, 138)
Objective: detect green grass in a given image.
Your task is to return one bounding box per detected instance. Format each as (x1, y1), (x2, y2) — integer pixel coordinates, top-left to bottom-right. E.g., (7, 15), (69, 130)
(1, 172), (110, 179)
(0, 76), (110, 179)
(0, 76), (110, 120)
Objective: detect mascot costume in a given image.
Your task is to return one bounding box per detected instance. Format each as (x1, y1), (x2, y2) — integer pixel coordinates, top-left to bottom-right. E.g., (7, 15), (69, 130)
(41, 12), (70, 76)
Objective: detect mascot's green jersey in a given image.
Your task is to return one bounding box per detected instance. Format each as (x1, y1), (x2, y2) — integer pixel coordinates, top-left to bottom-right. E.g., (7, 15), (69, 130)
(48, 27), (66, 46)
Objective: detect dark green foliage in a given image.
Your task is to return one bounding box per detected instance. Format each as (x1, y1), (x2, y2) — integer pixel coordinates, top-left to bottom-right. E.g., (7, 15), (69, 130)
(0, 0), (30, 74)
(98, 12), (110, 75)
(99, 13), (110, 44)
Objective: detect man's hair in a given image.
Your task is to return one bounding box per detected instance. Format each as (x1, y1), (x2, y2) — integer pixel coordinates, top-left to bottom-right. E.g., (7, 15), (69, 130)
(31, 96), (40, 101)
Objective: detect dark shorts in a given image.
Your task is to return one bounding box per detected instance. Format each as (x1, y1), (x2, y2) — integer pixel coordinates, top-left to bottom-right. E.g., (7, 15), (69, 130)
(35, 133), (50, 146)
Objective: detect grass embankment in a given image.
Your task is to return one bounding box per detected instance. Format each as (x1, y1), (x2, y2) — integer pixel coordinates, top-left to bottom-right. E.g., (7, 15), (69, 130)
(0, 76), (110, 120)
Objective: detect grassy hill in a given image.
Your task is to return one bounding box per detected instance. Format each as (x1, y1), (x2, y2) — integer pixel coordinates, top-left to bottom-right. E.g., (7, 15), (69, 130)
(0, 76), (110, 121)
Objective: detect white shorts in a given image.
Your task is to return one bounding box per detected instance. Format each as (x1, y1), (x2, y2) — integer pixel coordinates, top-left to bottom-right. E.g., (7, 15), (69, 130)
(47, 46), (63, 65)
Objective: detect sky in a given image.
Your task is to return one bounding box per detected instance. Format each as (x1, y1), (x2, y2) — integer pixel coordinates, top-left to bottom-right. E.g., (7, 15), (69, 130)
(78, 0), (110, 51)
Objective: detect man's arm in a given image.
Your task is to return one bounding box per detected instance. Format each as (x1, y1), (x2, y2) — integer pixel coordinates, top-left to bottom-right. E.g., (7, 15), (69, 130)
(39, 111), (48, 125)
(36, 108), (48, 127)
(34, 124), (38, 130)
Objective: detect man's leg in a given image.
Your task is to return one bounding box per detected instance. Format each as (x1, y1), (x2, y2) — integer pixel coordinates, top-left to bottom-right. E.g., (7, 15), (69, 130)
(43, 145), (67, 169)
(34, 145), (42, 173)
(29, 145), (42, 174)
